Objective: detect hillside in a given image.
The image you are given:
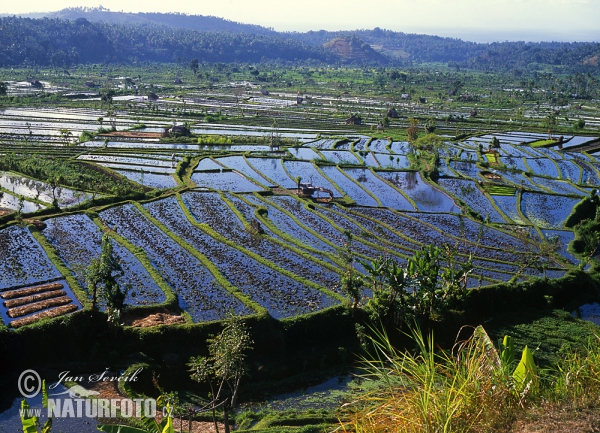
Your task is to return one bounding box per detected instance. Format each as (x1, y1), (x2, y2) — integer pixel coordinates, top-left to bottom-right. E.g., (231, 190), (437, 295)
(0, 8), (599, 71)
(44, 6), (276, 35)
(322, 35), (388, 64)
(0, 16), (333, 66)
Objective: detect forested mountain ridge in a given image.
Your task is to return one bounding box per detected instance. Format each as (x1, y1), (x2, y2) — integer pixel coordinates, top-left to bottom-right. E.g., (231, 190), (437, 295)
(0, 8), (599, 71)
(42, 6), (276, 35)
(0, 16), (334, 66)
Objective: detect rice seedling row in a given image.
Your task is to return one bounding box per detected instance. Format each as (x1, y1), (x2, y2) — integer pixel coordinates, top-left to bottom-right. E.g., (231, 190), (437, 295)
(576, 161), (600, 186)
(114, 170), (179, 189)
(496, 170), (546, 192)
(539, 229), (577, 264)
(180, 192), (341, 289)
(241, 194), (340, 256)
(502, 156), (531, 173)
(302, 138), (336, 149)
(372, 153), (411, 169)
(521, 192), (580, 229)
(245, 158), (297, 188)
(283, 161), (341, 196)
(449, 161), (481, 179)
(529, 176), (587, 196)
(319, 150), (361, 165)
(77, 154), (179, 167)
(343, 168), (415, 210)
(437, 178), (507, 223)
(147, 195), (337, 318)
(501, 143), (538, 158)
(313, 205), (419, 257)
(414, 212), (534, 252)
(99, 203), (250, 322)
(367, 139), (390, 153)
(490, 194), (528, 225)
(0, 226), (63, 290)
(191, 170), (264, 192)
(318, 166), (379, 206)
(266, 195), (377, 257)
(42, 213), (166, 309)
(287, 147), (321, 161)
(214, 156), (274, 187)
(352, 138), (370, 151)
(222, 192), (341, 268)
(524, 158), (560, 178)
(389, 141), (411, 154)
(195, 158), (225, 171)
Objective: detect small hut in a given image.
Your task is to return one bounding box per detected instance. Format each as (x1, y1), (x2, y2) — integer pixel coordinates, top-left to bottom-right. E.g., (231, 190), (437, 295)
(164, 125), (191, 137)
(345, 115), (362, 125)
(387, 107), (399, 118)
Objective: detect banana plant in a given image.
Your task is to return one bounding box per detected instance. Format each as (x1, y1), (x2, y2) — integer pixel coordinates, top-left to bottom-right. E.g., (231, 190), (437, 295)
(21, 380), (51, 433)
(97, 396), (174, 433)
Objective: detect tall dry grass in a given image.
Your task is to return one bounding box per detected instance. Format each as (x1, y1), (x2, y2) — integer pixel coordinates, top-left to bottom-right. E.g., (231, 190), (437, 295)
(339, 326), (538, 433)
(552, 335), (600, 408)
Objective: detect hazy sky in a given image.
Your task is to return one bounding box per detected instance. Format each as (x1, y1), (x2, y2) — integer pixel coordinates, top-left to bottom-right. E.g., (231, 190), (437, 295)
(3, 0), (599, 42)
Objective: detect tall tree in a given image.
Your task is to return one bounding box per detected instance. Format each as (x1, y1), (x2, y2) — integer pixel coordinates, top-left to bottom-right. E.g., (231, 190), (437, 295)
(86, 234), (127, 324)
(189, 58), (199, 76)
(188, 314), (253, 433)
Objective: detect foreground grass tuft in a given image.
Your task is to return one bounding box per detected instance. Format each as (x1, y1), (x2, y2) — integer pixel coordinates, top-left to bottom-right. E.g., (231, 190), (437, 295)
(340, 323), (600, 433)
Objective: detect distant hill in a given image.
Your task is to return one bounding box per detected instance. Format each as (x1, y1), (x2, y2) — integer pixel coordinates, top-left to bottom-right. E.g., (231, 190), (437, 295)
(291, 28), (600, 71)
(0, 15), (334, 66)
(322, 35), (388, 64)
(0, 8), (599, 72)
(23, 6), (276, 35)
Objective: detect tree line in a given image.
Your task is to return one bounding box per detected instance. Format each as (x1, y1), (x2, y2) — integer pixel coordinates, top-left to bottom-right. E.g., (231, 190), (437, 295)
(0, 15), (598, 72)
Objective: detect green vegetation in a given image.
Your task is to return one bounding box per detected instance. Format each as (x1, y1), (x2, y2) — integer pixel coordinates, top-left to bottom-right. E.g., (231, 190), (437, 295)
(86, 234), (128, 324)
(0, 32), (599, 432)
(341, 322), (600, 433)
(0, 153), (144, 197)
(188, 314), (253, 433)
(482, 184), (517, 196)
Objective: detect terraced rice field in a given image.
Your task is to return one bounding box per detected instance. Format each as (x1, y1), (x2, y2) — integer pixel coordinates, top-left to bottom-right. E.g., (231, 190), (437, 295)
(0, 108), (595, 328)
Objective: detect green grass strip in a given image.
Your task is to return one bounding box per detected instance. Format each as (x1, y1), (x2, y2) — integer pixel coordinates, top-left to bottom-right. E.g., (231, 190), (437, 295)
(89, 212), (181, 315)
(530, 139), (558, 147)
(174, 194), (345, 304)
(310, 162), (347, 197)
(242, 155), (282, 186)
(135, 199), (266, 317)
(294, 197), (407, 260)
(211, 156), (271, 190)
(29, 226), (91, 310)
(371, 168), (418, 210)
(515, 189), (535, 229)
(484, 153), (497, 163)
(476, 184), (514, 224)
(571, 160), (585, 185)
(237, 194), (347, 268)
(221, 192), (344, 274)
